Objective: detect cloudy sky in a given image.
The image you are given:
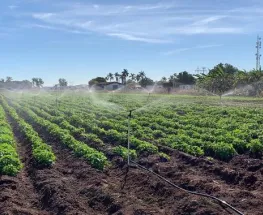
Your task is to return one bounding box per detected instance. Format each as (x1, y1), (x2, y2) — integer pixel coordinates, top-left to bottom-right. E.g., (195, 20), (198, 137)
(0, 0), (263, 85)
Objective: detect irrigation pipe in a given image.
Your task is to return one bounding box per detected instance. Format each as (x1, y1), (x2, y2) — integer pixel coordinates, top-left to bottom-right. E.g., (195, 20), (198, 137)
(130, 160), (245, 215)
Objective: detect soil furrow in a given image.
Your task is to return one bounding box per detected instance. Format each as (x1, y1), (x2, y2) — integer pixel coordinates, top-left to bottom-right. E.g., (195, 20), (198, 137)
(14, 104), (230, 215)
(0, 115), (51, 215)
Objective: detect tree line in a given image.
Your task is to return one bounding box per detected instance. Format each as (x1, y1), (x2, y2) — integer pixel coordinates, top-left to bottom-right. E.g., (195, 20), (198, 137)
(0, 77), (68, 89)
(102, 64), (263, 96)
(92, 69), (195, 89)
(3, 62), (263, 96)
(196, 63), (263, 98)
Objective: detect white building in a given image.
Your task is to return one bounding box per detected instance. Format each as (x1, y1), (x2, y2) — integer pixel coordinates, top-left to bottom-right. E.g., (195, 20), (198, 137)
(179, 85), (195, 90)
(94, 82), (123, 91)
(104, 82), (123, 90)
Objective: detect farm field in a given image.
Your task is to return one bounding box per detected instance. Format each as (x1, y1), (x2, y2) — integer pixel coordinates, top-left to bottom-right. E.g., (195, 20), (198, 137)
(1, 92), (263, 215)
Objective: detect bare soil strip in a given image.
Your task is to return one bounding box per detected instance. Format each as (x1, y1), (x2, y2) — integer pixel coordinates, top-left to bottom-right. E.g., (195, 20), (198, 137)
(0, 115), (50, 215)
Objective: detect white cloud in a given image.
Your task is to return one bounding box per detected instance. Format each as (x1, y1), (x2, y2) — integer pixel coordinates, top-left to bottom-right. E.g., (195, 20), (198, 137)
(107, 33), (171, 43)
(26, 1), (260, 43)
(8, 5), (18, 10)
(162, 44), (223, 55)
(192, 16), (227, 26)
(32, 13), (55, 20)
(24, 23), (90, 34)
(172, 26), (243, 35)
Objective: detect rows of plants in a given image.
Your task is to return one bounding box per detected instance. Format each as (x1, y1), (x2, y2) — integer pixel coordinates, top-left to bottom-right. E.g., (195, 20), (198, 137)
(11, 101), (108, 170)
(25, 97), (208, 158)
(22, 94), (263, 160)
(25, 98), (140, 161)
(21, 99), (160, 156)
(1, 98), (56, 166)
(22, 102), (138, 159)
(21, 97), (221, 158)
(102, 95), (263, 158)
(0, 100), (22, 176)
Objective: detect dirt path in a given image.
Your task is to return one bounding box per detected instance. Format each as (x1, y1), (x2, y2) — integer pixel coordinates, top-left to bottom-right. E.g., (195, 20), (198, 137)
(138, 150), (263, 215)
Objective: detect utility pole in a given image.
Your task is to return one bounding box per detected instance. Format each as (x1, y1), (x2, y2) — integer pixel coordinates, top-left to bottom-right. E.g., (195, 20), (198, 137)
(195, 67), (202, 74)
(202, 67), (207, 74)
(195, 67), (207, 74)
(256, 35), (262, 70)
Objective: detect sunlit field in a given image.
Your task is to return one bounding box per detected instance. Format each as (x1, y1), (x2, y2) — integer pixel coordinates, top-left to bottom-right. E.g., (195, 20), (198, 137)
(1, 91), (263, 214)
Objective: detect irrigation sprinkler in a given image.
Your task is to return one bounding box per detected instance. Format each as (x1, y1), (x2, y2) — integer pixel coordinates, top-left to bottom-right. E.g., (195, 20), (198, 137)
(55, 88), (59, 116)
(55, 93), (58, 109)
(127, 109), (136, 166)
(147, 92), (151, 103)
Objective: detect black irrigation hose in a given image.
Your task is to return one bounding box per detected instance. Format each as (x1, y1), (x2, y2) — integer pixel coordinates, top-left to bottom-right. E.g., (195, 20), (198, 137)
(131, 160), (245, 215)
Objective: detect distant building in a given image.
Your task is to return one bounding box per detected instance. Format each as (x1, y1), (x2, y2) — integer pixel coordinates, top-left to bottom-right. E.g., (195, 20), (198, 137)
(179, 84), (195, 90)
(134, 84), (143, 89)
(105, 82), (123, 90)
(94, 82), (123, 91)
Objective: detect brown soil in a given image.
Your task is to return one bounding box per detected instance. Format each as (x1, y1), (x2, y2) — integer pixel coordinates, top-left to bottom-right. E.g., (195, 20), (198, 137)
(2, 113), (263, 214)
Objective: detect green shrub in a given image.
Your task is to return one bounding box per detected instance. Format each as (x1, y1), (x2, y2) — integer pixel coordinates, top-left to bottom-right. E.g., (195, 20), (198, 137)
(213, 143), (237, 161)
(113, 146), (137, 160)
(248, 139), (263, 158)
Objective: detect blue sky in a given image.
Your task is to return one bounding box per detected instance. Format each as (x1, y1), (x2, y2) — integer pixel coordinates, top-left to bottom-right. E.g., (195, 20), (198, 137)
(1, 0), (263, 86)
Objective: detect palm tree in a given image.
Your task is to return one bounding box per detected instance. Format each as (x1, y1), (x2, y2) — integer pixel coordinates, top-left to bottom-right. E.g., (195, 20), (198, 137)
(115, 72), (120, 83)
(161, 77), (167, 82)
(130, 73), (136, 81)
(108, 73), (114, 82)
(169, 74), (178, 88)
(6, 76), (12, 82)
(139, 71), (145, 79)
(136, 74), (141, 83)
(234, 70), (248, 87)
(121, 69), (129, 85)
(32, 78), (37, 87)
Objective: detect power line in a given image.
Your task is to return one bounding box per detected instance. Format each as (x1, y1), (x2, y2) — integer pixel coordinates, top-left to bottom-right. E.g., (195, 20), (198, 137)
(256, 35), (261, 70)
(195, 67), (207, 75)
(195, 67), (202, 74)
(201, 67), (207, 74)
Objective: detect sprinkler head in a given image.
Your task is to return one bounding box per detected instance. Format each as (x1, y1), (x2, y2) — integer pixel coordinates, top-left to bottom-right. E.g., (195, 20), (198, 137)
(128, 109), (136, 118)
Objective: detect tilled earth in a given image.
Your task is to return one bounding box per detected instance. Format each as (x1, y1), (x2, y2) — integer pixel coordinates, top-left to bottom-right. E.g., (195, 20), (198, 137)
(1, 117), (262, 215)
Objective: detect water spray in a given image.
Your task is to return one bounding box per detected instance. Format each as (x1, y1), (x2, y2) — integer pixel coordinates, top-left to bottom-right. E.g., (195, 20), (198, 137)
(55, 87), (59, 115)
(147, 92), (151, 103)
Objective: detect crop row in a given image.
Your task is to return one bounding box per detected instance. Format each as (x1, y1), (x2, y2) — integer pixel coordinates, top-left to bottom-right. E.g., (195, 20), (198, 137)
(23, 102), (139, 159)
(25, 99), (208, 158)
(21, 100), (160, 156)
(1, 98), (56, 166)
(0, 98), (22, 176)
(11, 101), (108, 170)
